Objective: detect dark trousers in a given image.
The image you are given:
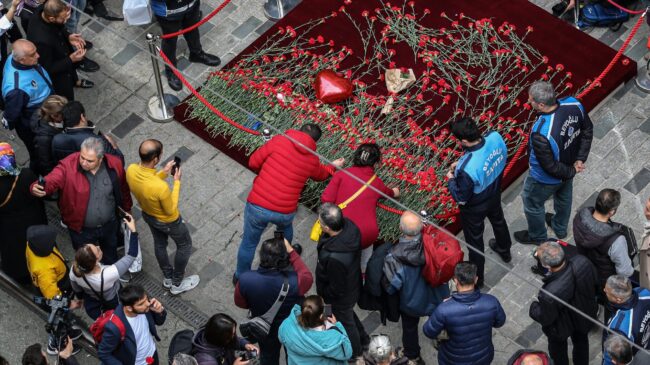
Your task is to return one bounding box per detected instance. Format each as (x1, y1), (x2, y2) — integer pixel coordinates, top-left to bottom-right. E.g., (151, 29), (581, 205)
(400, 312), (421, 360)
(259, 320), (284, 365)
(14, 120), (37, 171)
(82, 293), (119, 320)
(547, 331), (589, 365)
(459, 194), (512, 285)
(332, 305), (369, 358)
(156, 3), (203, 71)
(68, 218), (119, 264)
(142, 212), (193, 286)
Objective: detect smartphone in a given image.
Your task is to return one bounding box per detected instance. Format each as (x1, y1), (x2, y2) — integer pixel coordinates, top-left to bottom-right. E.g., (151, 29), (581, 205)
(323, 304), (332, 318)
(171, 156), (181, 175)
(117, 206), (131, 222)
(38, 175), (46, 187)
(274, 231), (284, 240)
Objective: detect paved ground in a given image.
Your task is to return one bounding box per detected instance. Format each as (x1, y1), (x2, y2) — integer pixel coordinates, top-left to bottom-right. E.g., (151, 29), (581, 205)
(1, 0), (650, 363)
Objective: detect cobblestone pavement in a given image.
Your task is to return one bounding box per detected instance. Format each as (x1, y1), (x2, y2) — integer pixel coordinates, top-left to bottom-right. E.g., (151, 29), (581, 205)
(1, 0), (650, 363)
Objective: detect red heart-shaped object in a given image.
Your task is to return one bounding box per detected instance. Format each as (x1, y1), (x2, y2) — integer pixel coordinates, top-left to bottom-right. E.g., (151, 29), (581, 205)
(313, 70), (353, 104)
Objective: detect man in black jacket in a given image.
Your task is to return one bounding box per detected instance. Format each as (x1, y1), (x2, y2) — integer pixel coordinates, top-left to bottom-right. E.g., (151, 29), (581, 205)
(529, 241), (598, 365)
(51, 101), (122, 162)
(26, 0), (95, 101)
(316, 202), (368, 361)
(515, 81), (593, 245)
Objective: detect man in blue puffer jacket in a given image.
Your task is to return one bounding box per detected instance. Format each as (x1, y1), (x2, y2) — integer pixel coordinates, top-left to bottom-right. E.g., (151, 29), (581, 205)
(423, 261), (506, 365)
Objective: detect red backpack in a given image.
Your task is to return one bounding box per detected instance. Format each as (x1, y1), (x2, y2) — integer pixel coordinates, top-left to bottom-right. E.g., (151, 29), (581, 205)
(421, 224), (464, 287)
(90, 310), (126, 345)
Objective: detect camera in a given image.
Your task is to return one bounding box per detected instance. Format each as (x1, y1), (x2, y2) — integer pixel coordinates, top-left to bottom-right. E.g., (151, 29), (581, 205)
(34, 294), (76, 348)
(237, 349), (258, 361)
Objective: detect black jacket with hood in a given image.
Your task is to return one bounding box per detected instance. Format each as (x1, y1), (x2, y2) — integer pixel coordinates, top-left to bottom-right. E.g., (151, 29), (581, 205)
(191, 328), (248, 365)
(316, 218), (362, 308)
(30, 111), (62, 176)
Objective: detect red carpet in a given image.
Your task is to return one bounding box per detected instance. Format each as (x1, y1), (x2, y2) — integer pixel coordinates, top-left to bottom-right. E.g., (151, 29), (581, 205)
(174, 0), (636, 233)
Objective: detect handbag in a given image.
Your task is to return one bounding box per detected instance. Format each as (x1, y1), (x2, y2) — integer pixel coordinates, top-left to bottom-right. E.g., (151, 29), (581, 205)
(239, 274), (289, 343)
(310, 174), (377, 241)
(123, 0), (152, 26)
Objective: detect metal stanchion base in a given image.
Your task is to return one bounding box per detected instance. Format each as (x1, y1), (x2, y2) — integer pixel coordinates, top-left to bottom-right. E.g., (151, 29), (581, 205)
(635, 70), (650, 94)
(147, 94), (181, 123)
(263, 0), (301, 21)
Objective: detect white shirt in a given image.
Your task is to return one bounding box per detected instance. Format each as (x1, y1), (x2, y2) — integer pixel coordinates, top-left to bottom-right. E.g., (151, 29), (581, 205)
(126, 314), (156, 365)
(0, 15), (12, 34)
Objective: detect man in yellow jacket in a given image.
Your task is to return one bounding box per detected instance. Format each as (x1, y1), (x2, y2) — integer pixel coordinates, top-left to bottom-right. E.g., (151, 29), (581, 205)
(126, 139), (199, 295)
(25, 224), (82, 355)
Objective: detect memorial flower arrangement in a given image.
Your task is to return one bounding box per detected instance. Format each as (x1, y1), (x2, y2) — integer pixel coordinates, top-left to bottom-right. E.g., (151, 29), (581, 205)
(186, 0), (575, 239)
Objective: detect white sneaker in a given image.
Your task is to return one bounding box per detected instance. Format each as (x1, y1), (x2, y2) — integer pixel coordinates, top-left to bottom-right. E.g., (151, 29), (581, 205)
(170, 275), (200, 295)
(163, 278), (172, 289)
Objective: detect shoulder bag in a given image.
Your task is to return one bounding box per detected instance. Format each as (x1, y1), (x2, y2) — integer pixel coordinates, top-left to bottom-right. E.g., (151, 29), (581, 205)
(239, 273), (289, 343)
(310, 174), (376, 241)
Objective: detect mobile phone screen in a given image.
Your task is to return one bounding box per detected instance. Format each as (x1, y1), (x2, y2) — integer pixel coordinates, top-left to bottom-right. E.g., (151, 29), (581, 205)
(323, 304), (332, 317)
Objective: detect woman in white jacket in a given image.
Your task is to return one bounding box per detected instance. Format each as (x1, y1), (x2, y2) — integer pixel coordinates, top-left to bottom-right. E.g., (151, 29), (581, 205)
(69, 213), (139, 319)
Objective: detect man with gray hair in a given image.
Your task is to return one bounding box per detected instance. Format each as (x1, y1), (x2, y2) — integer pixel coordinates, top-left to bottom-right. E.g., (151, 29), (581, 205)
(514, 80), (593, 245)
(315, 202), (368, 361)
(383, 211), (449, 364)
(31, 136), (131, 264)
(603, 275), (650, 365)
(2, 37), (52, 170)
(529, 241), (598, 365)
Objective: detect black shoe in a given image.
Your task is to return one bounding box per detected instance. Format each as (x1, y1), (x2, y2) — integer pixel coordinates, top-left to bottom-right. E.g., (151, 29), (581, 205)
(189, 52), (221, 67)
(513, 230), (543, 245)
(68, 327), (83, 341)
(232, 273), (238, 287)
(75, 79), (95, 88)
(93, 2), (124, 21)
(78, 58), (100, 72)
(292, 243), (303, 256)
(488, 239), (512, 263)
(166, 71), (182, 91)
(531, 265), (547, 277)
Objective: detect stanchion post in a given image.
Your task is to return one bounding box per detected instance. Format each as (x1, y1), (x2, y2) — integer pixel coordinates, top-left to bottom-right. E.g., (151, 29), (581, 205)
(146, 33), (180, 123)
(263, 0), (301, 21)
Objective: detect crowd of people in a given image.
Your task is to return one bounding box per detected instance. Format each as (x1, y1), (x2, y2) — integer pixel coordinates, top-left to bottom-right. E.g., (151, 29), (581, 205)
(0, 0), (649, 364)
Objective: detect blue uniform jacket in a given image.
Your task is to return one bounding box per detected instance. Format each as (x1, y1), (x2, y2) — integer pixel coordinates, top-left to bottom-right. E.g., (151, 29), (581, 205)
(423, 289), (506, 365)
(528, 96), (593, 184)
(603, 288), (650, 365)
(1, 58), (52, 130)
(448, 131), (507, 206)
(97, 304), (167, 365)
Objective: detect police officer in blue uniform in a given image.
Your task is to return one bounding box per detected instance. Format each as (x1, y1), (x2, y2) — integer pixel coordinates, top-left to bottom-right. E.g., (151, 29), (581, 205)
(2, 39), (52, 170)
(447, 117), (512, 287)
(514, 81), (593, 245)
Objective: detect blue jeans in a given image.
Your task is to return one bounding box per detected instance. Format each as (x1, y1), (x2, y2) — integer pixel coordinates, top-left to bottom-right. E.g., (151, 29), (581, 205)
(65, 0), (87, 33)
(522, 177), (573, 241)
(236, 203), (295, 277)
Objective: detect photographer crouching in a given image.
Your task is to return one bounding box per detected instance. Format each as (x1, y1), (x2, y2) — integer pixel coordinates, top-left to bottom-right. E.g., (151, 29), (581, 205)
(26, 225), (83, 356)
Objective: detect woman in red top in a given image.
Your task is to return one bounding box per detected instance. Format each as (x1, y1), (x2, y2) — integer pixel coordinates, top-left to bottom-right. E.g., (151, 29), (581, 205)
(321, 143), (400, 272)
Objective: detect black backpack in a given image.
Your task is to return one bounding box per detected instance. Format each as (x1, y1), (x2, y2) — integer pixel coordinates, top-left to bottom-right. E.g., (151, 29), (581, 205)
(168, 329), (195, 364)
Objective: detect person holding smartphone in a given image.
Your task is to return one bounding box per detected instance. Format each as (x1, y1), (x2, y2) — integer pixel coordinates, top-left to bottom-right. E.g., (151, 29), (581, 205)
(69, 212), (139, 319)
(279, 295), (352, 365)
(126, 139), (199, 295)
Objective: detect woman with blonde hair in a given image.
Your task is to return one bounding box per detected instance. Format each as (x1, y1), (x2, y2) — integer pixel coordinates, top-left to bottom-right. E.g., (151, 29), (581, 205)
(30, 95), (67, 175)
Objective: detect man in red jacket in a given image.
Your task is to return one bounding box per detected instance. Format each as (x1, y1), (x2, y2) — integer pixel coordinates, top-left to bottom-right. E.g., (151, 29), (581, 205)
(234, 123), (344, 280)
(31, 136), (132, 264)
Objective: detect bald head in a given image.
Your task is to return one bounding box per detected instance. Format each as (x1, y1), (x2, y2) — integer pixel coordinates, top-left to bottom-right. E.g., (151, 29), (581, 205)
(400, 211), (423, 237)
(521, 354), (544, 365)
(12, 40), (38, 66)
(138, 139), (163, 164)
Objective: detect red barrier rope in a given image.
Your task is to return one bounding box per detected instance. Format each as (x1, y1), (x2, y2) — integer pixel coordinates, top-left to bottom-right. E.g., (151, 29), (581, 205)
(577, 13), (646, 99)
(158, 49), (261, 135)
(160, 0), (233, 39)
(606, 0), (648, 15)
